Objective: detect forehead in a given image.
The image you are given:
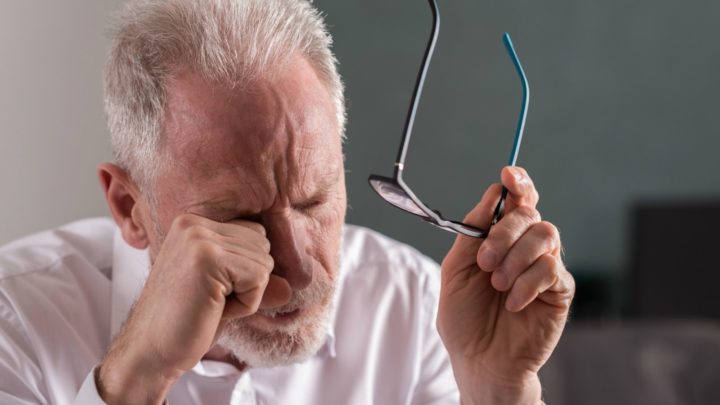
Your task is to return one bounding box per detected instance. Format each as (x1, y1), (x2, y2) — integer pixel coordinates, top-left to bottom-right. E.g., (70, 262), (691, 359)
(158, 55), (342, 203)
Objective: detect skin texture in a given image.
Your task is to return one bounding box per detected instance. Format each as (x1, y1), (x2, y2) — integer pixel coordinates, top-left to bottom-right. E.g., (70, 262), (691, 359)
(96, 54), (574, 404)
(97, 55), (346, 404)
(439, 167), (575, 404)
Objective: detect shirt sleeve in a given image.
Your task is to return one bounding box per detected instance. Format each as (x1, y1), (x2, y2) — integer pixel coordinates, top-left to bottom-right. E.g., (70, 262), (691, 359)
(74, 367), (107, 405)
(1, 292), (106, 405)
(0, 297), (48, 404)
(410, 261), (461, 405)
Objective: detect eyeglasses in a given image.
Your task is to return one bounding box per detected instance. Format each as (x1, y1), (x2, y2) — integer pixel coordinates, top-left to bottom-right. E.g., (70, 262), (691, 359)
(368, 0), (529, 238)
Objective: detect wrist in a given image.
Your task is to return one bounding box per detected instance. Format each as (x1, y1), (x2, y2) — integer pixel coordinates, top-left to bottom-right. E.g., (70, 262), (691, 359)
(97, 340), (182, 405)
(460, 375), (542, 405)
(450, 358), (542, 405)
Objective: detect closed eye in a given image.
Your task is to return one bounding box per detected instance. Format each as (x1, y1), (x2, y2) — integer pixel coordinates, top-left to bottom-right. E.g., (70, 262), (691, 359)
(295, 199), (324, 212)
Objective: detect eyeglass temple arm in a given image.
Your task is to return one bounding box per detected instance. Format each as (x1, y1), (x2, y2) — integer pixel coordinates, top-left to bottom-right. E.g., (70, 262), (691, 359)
(394, 0), (440, 180)
(492, 33), (530, 225)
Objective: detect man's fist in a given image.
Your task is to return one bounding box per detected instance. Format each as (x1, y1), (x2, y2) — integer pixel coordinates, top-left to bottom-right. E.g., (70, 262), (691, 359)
(97, 214), (291, 404)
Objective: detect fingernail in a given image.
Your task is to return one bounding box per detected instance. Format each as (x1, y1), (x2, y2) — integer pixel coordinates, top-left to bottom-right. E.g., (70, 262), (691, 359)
(505, 295), (520, 312)
(511, 167), (524, 182)
(492, 271), (508, 290)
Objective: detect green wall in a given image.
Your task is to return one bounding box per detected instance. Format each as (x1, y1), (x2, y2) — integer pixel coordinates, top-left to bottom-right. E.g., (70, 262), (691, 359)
(315, 0), (720, 273)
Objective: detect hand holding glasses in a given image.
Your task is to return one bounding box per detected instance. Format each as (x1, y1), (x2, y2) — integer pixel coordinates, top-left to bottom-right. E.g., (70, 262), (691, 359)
(368, 0), (529, 238)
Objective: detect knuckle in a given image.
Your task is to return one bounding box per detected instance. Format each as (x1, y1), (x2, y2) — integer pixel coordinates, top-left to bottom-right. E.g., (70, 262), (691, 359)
(540, 254), (560, 279)
(262, 253), (275, 270)
(173, 213), (197, 230)
(193, 240), (219, 259)
(237, 291), (262, 315)
(249, 267), (270, 288)
(568, 273), (577, 296)
(535, 221), (559, 240)
(539, 252), (557, 267)
(244, 221), (266, 236)
(559, 264), (576, 292)
(260, 238), (271, 253)
(515, 205), (540, 222)
(516, 275), (534, 295)
(186, 224), (211, 241)
(532, 189), (540, 204)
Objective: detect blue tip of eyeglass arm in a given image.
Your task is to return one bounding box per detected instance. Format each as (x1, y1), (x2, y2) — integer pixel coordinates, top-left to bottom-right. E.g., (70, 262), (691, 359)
(502, 32), (513, 47)
(501, 32), (529, 168)
(502, 33), (526, 84)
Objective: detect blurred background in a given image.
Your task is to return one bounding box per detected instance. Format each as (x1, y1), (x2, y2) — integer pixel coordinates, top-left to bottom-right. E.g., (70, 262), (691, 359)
(1, 1), (719, 403)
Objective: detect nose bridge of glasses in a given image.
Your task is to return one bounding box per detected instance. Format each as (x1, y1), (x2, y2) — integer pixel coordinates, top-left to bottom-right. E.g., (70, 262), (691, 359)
(369, 176), (426, 218)
(368, 3), (525, 241)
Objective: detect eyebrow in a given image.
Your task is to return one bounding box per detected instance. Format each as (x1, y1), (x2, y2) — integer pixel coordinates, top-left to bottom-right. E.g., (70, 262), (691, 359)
(189, 171), (341, 217)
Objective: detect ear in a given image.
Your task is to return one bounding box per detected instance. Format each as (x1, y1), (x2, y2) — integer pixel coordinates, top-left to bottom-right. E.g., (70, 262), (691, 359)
(98, 163), (151, 249)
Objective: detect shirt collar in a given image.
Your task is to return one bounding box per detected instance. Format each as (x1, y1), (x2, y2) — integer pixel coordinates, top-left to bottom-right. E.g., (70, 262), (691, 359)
(110, 226), (340, 360)
(110, 228), (151, 338)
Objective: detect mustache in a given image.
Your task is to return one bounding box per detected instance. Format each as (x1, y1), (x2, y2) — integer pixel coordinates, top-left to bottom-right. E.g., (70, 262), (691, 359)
(256, 271), (335, 317)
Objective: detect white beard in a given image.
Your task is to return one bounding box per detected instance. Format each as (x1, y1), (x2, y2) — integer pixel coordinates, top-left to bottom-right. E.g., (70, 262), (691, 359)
(148, 211), (344, 369)
(217, 266), (337, 368)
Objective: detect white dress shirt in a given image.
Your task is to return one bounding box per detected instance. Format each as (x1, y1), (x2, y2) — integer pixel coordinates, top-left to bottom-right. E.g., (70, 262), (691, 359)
(0, 218), (459, 404)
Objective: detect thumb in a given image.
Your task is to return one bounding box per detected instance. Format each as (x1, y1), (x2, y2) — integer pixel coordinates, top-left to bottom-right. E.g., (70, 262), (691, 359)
(442, 183), (502, 272)
(259, 274), (292, 309)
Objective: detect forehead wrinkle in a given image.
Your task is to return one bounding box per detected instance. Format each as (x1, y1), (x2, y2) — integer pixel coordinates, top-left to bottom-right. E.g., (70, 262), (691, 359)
(280, 112), (322, 201)
(289, 147), (342, 201)
(158, 55), (342, 220)
(232, 157), (277, 210)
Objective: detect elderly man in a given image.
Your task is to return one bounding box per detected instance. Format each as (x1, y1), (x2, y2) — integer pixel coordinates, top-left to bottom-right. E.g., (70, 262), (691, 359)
(0, 0), (574, 404)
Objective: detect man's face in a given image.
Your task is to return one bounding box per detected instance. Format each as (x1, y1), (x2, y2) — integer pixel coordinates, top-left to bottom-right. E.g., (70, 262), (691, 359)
(143, 55), (346, 366)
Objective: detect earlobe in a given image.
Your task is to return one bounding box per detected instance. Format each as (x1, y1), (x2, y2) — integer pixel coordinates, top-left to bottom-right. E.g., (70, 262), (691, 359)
(97, 163), (150, 249)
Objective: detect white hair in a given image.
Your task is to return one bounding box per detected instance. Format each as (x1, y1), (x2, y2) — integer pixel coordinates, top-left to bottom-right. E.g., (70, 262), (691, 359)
(104, 0), (345, 192)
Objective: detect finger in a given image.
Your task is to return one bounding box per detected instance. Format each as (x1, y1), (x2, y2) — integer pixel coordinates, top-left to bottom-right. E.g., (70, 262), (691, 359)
(218, 256), (272, 318)
(538, 265), (575, 310)
(500, 166), (540, 212)
(504, 254), (560, 312)
(172, 213), (270, 253)
(476, 205), (541, 272)
(224, 219), (266, 237)
(217, 220), (270, 252)
(442, 184), (503, 271)
(461, 183), (505, 230)
(492, 221), (561, 292)
(213, 236), (274, 269)
(259, 274), (292, 309)
(223, 294), (260, 319)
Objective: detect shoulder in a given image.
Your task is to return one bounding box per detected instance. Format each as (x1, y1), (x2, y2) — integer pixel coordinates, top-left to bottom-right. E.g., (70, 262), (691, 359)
(0, 217), (116, 281)
(0, 217), (116, 330)
(0, 218), (116, 402)
(340, 224), (442, 302)
(340, 225), (440, 312)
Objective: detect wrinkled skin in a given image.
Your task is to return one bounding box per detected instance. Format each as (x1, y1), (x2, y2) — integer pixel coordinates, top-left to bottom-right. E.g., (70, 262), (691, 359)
(98, 52), (574, 405)
(439, 167), (575, 404)
(97, 55), (346, 403)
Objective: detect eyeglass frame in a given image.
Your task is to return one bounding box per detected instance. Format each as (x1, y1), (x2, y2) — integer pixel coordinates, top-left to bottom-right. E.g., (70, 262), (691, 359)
(367, 0), (529, 239)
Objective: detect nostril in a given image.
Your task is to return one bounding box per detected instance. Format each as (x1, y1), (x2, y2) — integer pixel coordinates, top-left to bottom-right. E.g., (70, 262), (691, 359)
(272, 262), (313, 290)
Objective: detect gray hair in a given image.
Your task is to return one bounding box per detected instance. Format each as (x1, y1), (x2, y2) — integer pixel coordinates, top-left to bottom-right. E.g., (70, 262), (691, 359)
(104, 0), (345, 192)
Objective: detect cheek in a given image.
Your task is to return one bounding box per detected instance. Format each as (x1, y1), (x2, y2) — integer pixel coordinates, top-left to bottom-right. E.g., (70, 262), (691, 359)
(143, 197), (187, 257)
(304, 202), (346, 272)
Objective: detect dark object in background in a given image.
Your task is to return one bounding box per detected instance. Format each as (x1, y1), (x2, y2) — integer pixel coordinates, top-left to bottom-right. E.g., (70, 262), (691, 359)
(540, 321), (720, 405)
(626, 201), (720, 319)
(569, 271), (622, 319)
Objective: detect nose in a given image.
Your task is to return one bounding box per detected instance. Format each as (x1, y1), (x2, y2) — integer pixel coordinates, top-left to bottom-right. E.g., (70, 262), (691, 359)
(264, 212), (313, 290)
